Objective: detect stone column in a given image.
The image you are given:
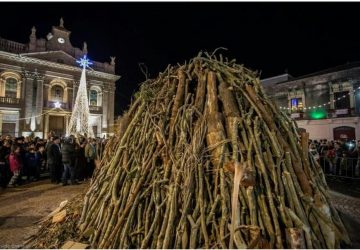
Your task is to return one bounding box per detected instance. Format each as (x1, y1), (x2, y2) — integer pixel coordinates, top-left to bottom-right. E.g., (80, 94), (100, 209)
(68, 87), (73, 110)
(0, 113), (3, 135)
(108, 89), (115, 133)
(21, 78), (26, 99)
(43, 83), (50, 105)
(64, 87), (68, 104)
(16, 79), (21, 99)
(22, 71), (35, 130)
(0, 76), (5, 97)
(102, 88), (109, 131)
(349, 86), (355, 109)
(35, 74), (44, 128)
(329, 82), (334, 110)
(44, 114), (49, 139)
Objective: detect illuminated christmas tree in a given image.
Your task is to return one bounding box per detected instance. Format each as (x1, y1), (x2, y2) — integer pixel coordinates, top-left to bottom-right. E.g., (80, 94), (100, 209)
(68, 55), (94, 137)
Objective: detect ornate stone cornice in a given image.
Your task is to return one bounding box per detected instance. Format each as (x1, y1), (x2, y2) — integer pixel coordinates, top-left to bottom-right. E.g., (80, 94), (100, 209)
(0, 51), (120, 82)
(22, 70), (36, 79)
(35, 73), (45, 81)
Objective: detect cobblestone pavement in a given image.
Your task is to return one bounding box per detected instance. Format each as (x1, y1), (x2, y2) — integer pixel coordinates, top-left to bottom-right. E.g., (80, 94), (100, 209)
(330, 190), (360, 223)
(327, 190), (360, 248)
(326, 176), (360, 198)
(0, 178), (359, 248)
(0, 180), (88, 248)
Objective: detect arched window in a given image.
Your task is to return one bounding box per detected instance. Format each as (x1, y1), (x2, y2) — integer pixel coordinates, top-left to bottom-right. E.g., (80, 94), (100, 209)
(51, 85), (64, 102)
(5, 78), (17, 98)
(89, 89), (98, 106)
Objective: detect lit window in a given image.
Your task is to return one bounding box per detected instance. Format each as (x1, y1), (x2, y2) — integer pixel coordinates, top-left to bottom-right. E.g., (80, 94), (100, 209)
(291, 98), (303, 112)
(334, 91), (350, 110)
(5, 78), (17, 98)
(51, 85), (64, 102)
(90, 90), (98, 106)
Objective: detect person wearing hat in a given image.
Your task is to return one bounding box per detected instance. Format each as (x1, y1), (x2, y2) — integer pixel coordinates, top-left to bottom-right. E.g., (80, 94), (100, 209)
(47, 136), (62, 184)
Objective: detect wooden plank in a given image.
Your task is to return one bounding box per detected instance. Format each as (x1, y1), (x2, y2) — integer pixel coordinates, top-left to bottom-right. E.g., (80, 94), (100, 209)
(52, 209), (67, 223)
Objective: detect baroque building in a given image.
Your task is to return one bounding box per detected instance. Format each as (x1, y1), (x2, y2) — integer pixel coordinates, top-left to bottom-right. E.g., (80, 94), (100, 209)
(261, 63), (360, 140)
(0, 18), (120, 138)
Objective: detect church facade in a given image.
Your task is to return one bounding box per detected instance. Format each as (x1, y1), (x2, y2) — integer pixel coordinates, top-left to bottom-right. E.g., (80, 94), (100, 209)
(0, 18), (120, 138)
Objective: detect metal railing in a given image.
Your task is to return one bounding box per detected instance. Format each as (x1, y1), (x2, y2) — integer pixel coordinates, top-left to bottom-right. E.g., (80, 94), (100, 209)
(320, 156), (360, 179)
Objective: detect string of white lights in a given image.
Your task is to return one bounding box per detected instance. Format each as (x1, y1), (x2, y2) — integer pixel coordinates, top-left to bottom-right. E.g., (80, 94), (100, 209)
(9, 107), (63, 122)
(279, 86), (360, 111)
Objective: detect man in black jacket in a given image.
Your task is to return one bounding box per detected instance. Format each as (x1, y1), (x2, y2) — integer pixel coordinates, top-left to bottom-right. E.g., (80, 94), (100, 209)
(0, 140), (11, 188)
(61, 137), (77, 185)
(47, 136), (62, 184)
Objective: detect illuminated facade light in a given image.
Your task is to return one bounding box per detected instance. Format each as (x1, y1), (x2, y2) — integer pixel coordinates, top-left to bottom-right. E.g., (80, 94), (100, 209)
(54, 101), (61, 108)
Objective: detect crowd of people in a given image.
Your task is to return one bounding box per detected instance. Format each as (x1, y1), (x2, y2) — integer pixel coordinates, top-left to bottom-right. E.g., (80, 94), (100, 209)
(2, 131), (358, 189)
(0, 132), (108, 189)
(309, 139), (360, 177)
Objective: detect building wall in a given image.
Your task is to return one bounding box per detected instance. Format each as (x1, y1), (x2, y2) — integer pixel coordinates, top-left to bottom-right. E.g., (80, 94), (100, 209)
(297, 118), (360, 141)
(262, 63), (360, 140)
(0, 19), (120, 138)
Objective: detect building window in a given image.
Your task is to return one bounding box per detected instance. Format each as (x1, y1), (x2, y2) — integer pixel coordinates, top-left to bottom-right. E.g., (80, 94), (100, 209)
(291, 97), (303, 112)
(334, 91), (350, 109)
(5, 78), (17, 98)
(89, 89), (98, 106)
(51, 85), (64, 102)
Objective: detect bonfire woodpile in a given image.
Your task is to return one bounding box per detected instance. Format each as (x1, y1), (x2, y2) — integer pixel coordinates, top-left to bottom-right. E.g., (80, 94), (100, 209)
(24, 195), (85, 248)
(30, 52), (350, 249)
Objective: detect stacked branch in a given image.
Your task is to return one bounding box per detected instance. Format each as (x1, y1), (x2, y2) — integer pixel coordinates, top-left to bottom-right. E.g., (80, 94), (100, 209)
(65, 53), (350, 248)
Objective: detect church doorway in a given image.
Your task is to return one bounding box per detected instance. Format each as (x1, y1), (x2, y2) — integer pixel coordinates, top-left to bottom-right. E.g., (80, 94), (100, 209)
(49, 115), (65, 137)
(2, 123), (16, 137)
(333, 126), (355, 141)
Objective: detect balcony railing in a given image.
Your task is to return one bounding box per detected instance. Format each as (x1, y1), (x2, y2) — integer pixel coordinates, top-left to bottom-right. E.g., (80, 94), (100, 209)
(0, 96), (20, 105)
(45, 101), (68, 110)
(0, 38), (27, 53)
(89, 105), (102, 113)
(44, 102), (103, 112)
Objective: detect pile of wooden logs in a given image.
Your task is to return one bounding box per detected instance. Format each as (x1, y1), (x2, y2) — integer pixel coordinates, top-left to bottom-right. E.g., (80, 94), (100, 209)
(38, 52), (352, 248)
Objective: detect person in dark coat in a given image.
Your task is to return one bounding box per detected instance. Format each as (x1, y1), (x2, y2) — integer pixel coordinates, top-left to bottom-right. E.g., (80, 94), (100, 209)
(47, 136), (62, 184)
(36, 145), (46, 173)
(334, 141), (344, 175)
(75, 140), (87, 181)
(61, 137), (76, 185)
(0, 140), (11, 188)
(25, 144), (40, 181)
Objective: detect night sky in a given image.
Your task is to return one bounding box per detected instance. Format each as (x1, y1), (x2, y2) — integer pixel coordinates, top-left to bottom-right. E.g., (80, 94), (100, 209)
(1, 3), (360, 115)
